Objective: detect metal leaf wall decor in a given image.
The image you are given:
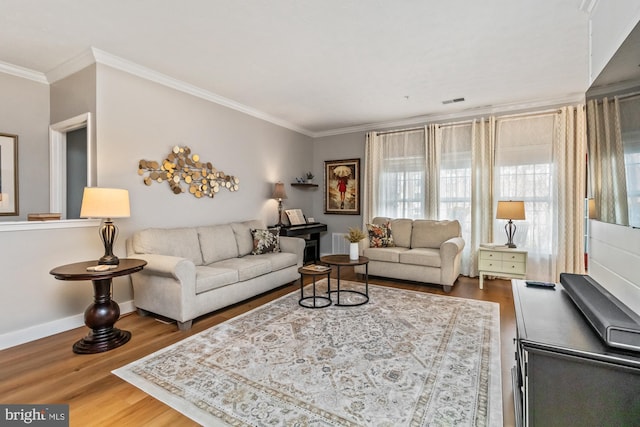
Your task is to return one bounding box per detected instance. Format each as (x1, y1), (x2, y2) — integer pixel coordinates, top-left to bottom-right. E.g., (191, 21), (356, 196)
(138, 145), (239, 198)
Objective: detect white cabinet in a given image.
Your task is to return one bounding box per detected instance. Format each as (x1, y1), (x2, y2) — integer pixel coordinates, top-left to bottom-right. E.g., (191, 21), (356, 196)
(478, 246), (527, 289)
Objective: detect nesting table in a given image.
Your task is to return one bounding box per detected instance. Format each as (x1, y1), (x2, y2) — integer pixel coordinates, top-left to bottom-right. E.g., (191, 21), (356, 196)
(297, 265), (332, 308)
(320, 255), (370, 306)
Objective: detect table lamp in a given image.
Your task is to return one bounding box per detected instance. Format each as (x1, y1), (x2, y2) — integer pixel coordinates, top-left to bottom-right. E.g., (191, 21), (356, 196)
(80, 187), (131, 265)
(272, 182), (287, 227)
(496, 200), (525, 248)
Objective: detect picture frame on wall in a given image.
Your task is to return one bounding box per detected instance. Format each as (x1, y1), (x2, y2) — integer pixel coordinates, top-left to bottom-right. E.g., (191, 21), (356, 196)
(324, 158), (360, 215)
(0, 133), (19, 216)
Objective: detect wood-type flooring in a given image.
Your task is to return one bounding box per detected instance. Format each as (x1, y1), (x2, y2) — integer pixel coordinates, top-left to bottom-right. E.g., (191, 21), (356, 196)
(0, 271), (516, 426)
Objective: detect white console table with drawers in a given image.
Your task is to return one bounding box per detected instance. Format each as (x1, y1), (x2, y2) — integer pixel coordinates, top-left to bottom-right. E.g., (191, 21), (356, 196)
(478, 246), (527, 289)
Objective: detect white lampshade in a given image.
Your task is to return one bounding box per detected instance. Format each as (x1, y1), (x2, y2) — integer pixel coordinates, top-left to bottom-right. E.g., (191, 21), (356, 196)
(496, 200), (525, 220)
(80, 187), (131, 219)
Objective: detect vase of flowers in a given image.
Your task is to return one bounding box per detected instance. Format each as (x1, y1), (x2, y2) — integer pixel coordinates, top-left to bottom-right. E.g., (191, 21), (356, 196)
(345, 227), (366, 260)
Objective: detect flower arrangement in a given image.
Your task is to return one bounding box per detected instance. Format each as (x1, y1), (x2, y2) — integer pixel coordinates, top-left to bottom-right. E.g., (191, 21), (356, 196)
(345, 227), (366, 243)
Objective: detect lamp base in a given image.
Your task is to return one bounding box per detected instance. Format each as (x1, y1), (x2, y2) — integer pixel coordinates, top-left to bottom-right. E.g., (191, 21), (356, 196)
(99, 219), (120, 265)
(504, 220), (517, 249)
(98, 255), (120, 265)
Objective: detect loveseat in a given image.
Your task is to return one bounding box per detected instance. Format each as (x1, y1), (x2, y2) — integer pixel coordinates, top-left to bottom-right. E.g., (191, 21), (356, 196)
(125, 219), (305, 330)
(355, 217), (465, 291)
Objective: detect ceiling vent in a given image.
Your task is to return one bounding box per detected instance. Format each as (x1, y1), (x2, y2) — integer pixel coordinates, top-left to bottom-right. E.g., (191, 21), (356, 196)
(442, 97), (465, 105)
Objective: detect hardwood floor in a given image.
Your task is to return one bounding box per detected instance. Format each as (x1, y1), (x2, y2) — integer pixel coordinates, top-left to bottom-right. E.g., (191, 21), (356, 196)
(0, 272), (516, 427)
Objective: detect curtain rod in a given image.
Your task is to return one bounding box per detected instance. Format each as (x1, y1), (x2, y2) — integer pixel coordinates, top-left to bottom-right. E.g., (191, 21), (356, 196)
(375, 126), (424, 136)
(374, 105), (572, 136)
(591, 90), (640, 103)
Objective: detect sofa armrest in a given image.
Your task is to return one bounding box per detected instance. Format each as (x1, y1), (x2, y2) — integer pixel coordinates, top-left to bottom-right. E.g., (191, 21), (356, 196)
(280, 236), (306, 266)
(441, 236), (465, 258)
(440, 236), (466, 287)
(132, 253), (196, 281)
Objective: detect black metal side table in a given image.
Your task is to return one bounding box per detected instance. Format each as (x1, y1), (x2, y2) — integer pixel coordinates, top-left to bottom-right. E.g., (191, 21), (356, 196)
(319, 255), (369, 306)
(297, 266), (332, 308)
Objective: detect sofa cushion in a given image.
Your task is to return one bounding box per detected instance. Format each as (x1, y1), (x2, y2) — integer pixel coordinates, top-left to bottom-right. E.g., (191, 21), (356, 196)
(367, 222), (395, 248)
(373, 218), (413, 248)
(210, 256), (272, 281)
(259, 251), (298, 271)
(231, 220), (266, 256)
(195, 266), (239, 294)
(411, 220), (461, 249)
(197, 224), (239, 264)
(362, 246), (409, 263)
(399, 248), (442, 268)
(132, 227), (204, 265)
(250, 227), (281, 254)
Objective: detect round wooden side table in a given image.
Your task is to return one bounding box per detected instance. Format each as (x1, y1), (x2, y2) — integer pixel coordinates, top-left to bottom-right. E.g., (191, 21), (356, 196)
(297, 266), (332, 308)
(320, 255), (370, 306)
(49, 258), (147, 354)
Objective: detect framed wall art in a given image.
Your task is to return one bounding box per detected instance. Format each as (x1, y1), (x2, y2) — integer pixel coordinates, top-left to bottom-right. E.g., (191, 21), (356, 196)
(0, 133), (18, 216)
(324, 158), (360, 215)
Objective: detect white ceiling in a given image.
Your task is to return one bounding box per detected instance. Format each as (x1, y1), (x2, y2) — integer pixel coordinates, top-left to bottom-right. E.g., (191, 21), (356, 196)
(0, 1), (591, 136)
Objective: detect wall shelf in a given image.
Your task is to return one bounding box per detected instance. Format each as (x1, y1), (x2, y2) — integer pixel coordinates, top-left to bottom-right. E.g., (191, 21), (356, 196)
(291, 183), (318, 188)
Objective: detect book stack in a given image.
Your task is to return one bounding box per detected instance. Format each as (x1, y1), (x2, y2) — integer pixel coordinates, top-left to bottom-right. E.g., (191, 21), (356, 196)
(302, 264), (330, 272)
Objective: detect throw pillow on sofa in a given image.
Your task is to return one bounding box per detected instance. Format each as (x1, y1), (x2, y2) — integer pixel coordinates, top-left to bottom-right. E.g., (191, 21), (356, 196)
(250, 227), (281, 254)
(367, 222), (395, 248)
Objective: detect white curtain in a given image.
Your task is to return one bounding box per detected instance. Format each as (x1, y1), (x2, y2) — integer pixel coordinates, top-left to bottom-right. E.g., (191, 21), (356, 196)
(470, 118), (495, 276)
(587, 98), (629, 225)
(363, 128), (427, 224)
(553, 106), (587, 279)
(494, 108), (586, 282)
(436, 120), (493, 276)
(425, 125), (440, 219)
(618, 96), (640, 227)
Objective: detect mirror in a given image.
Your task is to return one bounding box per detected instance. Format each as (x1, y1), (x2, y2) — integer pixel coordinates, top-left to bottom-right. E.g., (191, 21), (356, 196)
(586, 20), (640, 228)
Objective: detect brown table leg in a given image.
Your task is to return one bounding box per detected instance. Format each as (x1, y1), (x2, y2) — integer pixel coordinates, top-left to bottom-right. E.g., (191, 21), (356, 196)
(73, 277), (131, 354)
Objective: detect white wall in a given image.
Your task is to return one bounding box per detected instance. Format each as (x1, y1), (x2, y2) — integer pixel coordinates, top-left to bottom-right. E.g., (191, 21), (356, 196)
(588, 221), (640, 314)
(0, 64), (314, 349)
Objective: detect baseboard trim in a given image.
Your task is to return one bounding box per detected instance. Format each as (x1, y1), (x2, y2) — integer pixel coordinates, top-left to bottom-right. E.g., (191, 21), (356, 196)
(0, 300), (136, 351)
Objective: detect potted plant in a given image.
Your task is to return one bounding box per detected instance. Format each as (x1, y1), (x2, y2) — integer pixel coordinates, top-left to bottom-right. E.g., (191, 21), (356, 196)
(345, 227), (366, 260)
(305, 171), (314, 183)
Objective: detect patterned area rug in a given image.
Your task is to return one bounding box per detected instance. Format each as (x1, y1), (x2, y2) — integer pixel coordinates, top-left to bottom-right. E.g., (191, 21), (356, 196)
(113, 281), (502, 426)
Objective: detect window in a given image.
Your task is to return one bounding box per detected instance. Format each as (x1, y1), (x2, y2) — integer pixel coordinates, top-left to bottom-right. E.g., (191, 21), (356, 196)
(494, 115), (555, 279)
(377, 130), (426, 219)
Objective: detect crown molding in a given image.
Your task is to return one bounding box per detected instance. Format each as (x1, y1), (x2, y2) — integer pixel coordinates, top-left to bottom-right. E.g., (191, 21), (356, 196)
(312, 93), (586, 138)
(45, 48), (96, 84)
(0, 60), (47, 84)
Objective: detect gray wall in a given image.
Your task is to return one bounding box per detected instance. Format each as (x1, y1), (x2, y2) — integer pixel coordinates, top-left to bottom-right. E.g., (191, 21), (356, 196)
(0, 73), (50, 219)
(0, 64), (315, 347)
(312, 132), (366, 254)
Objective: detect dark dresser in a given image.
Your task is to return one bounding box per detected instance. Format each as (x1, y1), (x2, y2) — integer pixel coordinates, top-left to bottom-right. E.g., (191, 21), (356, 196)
(512, 279), (640, 426)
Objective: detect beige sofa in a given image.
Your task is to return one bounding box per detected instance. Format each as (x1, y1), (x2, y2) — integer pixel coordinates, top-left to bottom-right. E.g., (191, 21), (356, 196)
(355, 217), (465, 291)
(126, 219), (305, 330)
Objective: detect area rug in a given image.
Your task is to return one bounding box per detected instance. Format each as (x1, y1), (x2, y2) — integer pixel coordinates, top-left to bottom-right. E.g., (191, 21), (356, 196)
(113, 281), (502, 426)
